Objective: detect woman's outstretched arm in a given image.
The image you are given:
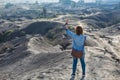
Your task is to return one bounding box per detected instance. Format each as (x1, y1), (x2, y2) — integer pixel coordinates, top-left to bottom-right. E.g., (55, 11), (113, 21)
(64, 19), (75, 38)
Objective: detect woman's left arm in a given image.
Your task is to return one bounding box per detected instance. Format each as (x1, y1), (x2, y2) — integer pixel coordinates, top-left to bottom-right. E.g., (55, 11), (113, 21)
(66, 29), (75, 38)
(64, 19), (75, 38)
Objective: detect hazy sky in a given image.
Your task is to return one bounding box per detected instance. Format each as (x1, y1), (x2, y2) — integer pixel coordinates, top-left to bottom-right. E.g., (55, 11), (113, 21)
(1, 0), (119, 3)
(36, 0), (96, 2)
(40, 0), (96, 3)
(2, 0), (97, 3)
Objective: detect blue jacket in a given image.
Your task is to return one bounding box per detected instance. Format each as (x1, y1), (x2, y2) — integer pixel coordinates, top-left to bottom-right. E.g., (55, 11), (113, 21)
(66, 29), (86, 52)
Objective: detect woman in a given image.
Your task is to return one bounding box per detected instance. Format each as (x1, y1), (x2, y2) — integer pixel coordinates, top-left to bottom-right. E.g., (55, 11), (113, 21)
(64, 20), (86, 80)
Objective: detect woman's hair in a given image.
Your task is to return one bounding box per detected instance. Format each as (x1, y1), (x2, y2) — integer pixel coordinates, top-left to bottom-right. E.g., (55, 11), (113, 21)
(75, 26), (83, 35)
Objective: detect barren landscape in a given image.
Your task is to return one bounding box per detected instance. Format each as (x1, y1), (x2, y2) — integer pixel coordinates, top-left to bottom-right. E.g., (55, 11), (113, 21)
(0, 1), (120, 80)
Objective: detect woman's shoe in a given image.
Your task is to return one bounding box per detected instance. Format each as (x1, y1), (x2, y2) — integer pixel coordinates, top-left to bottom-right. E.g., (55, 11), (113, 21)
(82, 75), (85, 77)
(70, 75), (75, 80)
(80, 75), (85, 80)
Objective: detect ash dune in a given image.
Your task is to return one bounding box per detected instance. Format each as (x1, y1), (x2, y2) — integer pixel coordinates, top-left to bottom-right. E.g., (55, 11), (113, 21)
(0, 3), (120, 80)
(0, 20), (120, 80)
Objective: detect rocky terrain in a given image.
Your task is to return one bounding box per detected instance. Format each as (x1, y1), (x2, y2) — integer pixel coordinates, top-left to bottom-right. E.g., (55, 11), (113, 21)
(0, 3), (120, 80)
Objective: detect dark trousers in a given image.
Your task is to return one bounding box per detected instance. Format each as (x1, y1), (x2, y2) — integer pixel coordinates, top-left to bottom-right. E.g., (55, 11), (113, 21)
(72, 56), (86, 75)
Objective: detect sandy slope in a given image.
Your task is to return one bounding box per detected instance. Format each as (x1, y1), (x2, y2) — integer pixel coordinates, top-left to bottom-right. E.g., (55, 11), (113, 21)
(1, 31), (119, 80)
(18, 31), (120, 80)
(0, 15), (120, 80)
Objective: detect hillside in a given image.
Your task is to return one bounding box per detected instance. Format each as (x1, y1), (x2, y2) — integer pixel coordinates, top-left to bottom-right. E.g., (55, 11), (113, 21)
(0, 5), (120, 80)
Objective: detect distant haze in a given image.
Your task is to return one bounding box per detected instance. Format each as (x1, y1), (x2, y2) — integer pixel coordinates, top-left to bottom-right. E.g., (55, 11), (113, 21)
(1, 0), (95, 3)
(1, 0), (120, 3)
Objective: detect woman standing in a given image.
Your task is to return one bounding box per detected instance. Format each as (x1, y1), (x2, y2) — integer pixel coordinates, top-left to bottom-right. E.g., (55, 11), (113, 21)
(64, 20), (86, 80)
